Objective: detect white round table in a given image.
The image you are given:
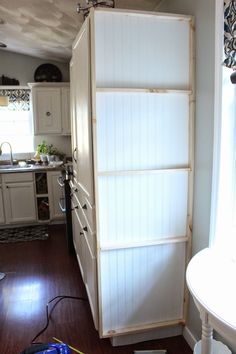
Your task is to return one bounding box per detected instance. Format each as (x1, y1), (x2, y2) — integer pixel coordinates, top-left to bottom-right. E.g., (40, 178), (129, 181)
(186, 248), (235, 354)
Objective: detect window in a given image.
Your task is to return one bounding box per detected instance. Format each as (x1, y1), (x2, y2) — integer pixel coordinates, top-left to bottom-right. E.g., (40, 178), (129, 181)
(0, 88), (34, 153)
(210, 0), (236, 257)
(212, 67), (236, 253)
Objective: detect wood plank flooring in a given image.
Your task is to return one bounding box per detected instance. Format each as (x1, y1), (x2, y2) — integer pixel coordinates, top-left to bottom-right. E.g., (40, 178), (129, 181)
(0, 225), (193, 354)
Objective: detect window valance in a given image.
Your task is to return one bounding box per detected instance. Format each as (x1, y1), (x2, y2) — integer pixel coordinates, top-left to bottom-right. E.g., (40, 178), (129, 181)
(0, 88), (30, 111)
(224, 0), (236, 69)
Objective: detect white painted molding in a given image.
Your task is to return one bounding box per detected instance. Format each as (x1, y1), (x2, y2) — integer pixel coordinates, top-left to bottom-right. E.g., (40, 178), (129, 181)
(111, 325), (183, 347)
(183, 325), (198, 350)
(209, 0), (224, 246)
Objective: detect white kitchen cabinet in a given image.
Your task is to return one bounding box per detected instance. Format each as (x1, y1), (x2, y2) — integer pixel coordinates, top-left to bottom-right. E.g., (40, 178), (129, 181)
(71, 190), (98, 328)
(71, 194), (86, 281)
(47, 171), (64, 220)
(71, 8), (194, 343)
(0, 182), (5, 224)
(2, 172), (36, 224)
(69, 60), (79, 183)
(29, 83), (70, 135)
(61, 87), (71, 135)
(71, 23), (94, 204)
(34, 171), (65, 222)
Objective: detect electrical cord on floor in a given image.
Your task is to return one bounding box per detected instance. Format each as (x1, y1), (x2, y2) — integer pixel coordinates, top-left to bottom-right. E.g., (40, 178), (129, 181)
(31, 295), (88, 344)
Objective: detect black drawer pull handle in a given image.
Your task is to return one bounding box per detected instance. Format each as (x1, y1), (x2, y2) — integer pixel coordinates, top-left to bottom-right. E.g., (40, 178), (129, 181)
(46, 111), (51, 116)
(80, 232), (84, 236)
(73, 148), (77, 163)
(82, 204), (87, 210)
(83, 226), (88, 232)
(71, 206), (78, 211)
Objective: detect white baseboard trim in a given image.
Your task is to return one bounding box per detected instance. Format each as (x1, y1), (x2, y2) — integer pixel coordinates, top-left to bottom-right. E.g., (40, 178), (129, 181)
(183, 325), (198, 350)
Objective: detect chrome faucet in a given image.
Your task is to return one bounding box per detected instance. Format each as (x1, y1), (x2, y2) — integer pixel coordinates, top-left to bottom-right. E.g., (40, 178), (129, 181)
(0, 142), (13, 165)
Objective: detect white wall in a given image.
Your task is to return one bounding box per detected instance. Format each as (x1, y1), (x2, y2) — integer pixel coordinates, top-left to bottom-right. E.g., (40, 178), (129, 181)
(0, 50), (71, 157)
(157, 0), (217, 348)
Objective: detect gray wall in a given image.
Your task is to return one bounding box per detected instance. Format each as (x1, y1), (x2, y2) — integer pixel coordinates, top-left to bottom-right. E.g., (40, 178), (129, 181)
(0, 50), (69, 85)
(157, 0), (217, 347)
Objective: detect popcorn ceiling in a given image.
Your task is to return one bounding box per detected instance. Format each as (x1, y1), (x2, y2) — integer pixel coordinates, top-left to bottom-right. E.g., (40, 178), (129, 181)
(0, 0), (159, 62)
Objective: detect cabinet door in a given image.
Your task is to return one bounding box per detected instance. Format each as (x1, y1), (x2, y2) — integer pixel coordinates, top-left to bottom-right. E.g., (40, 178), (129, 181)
(72, 197), (86, 282)
(0, 186), (5, 224)
(72, 19), (94, 203)
(47, 171), (64, 220)
(70, 60), (78, 182)
(32, 88), (62, 134)
(3, 182), (36, 223)
(61, 87), (71, 135)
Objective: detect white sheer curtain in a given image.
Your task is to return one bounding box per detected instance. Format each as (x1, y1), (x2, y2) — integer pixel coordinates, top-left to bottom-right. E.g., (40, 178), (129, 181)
(213, 66), (236, 256)
(210, 0), (236, 258)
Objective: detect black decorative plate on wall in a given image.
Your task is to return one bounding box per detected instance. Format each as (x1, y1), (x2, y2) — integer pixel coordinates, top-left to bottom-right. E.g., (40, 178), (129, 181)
(34, 63), (62, 82)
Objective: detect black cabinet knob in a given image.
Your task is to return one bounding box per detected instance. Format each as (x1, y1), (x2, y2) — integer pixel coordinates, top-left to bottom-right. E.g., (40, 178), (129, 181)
(82, 204), (87, 210)
(83, 226), (88, 232)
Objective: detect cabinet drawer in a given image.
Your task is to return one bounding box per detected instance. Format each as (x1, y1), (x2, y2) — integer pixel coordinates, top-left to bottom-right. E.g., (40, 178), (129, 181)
(3, 172), (34, 183)
(71, 200), (86, 282)
(72, 192), (96, 258)
(72, 182), (95, 232)
(80, 195), (95, 233)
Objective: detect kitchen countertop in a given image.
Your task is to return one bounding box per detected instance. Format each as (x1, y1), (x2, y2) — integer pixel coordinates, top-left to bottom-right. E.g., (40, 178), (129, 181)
(0, 163), (64, 173)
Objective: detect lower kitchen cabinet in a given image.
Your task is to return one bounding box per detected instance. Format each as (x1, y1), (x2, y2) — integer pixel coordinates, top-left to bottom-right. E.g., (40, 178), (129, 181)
(71, 192), (98, 329)
(35, 170), (64, 222)
(47, 171), (64, 220)
(2, 173), (36, 224)
(0, 170), (65, 226)
(35, 172), (50, 221)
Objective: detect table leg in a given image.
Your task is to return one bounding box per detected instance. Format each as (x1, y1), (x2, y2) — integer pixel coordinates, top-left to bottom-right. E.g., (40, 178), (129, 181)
(201, 313), (213, 354)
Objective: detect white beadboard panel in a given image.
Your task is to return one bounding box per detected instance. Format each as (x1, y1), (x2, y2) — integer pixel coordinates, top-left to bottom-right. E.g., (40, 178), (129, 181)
(94, 11), (190, 89)
(99, 243), (185, 335)
(97, 172), (188, 246)
(96, 92), (189, 172)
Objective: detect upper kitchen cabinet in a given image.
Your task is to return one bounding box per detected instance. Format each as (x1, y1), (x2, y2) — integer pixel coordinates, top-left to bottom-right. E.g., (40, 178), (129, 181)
(29, 83), (70, 135)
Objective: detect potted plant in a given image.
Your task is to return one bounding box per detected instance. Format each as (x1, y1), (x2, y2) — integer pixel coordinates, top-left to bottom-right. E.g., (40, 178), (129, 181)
(46, 144), (58, 163)
(36, 140), (48, 164)
(36, 141), (65, 164)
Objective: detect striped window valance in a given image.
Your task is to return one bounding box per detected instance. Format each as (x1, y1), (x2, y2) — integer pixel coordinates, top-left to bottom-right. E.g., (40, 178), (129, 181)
(0, 88), (30, 111)
(224, 0), (236, 69)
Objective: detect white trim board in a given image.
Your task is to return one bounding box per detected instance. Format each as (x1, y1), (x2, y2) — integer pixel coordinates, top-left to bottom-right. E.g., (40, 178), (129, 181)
(183, 325), (198, 350)
(110, 325), (183, 347)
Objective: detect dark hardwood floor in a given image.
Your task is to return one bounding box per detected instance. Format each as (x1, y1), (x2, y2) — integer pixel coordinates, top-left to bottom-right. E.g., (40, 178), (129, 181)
(0, 225), (192, 354)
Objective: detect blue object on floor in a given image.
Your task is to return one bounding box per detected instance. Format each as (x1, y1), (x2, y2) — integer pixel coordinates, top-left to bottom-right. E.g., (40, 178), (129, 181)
(21, 343), (71, 354)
